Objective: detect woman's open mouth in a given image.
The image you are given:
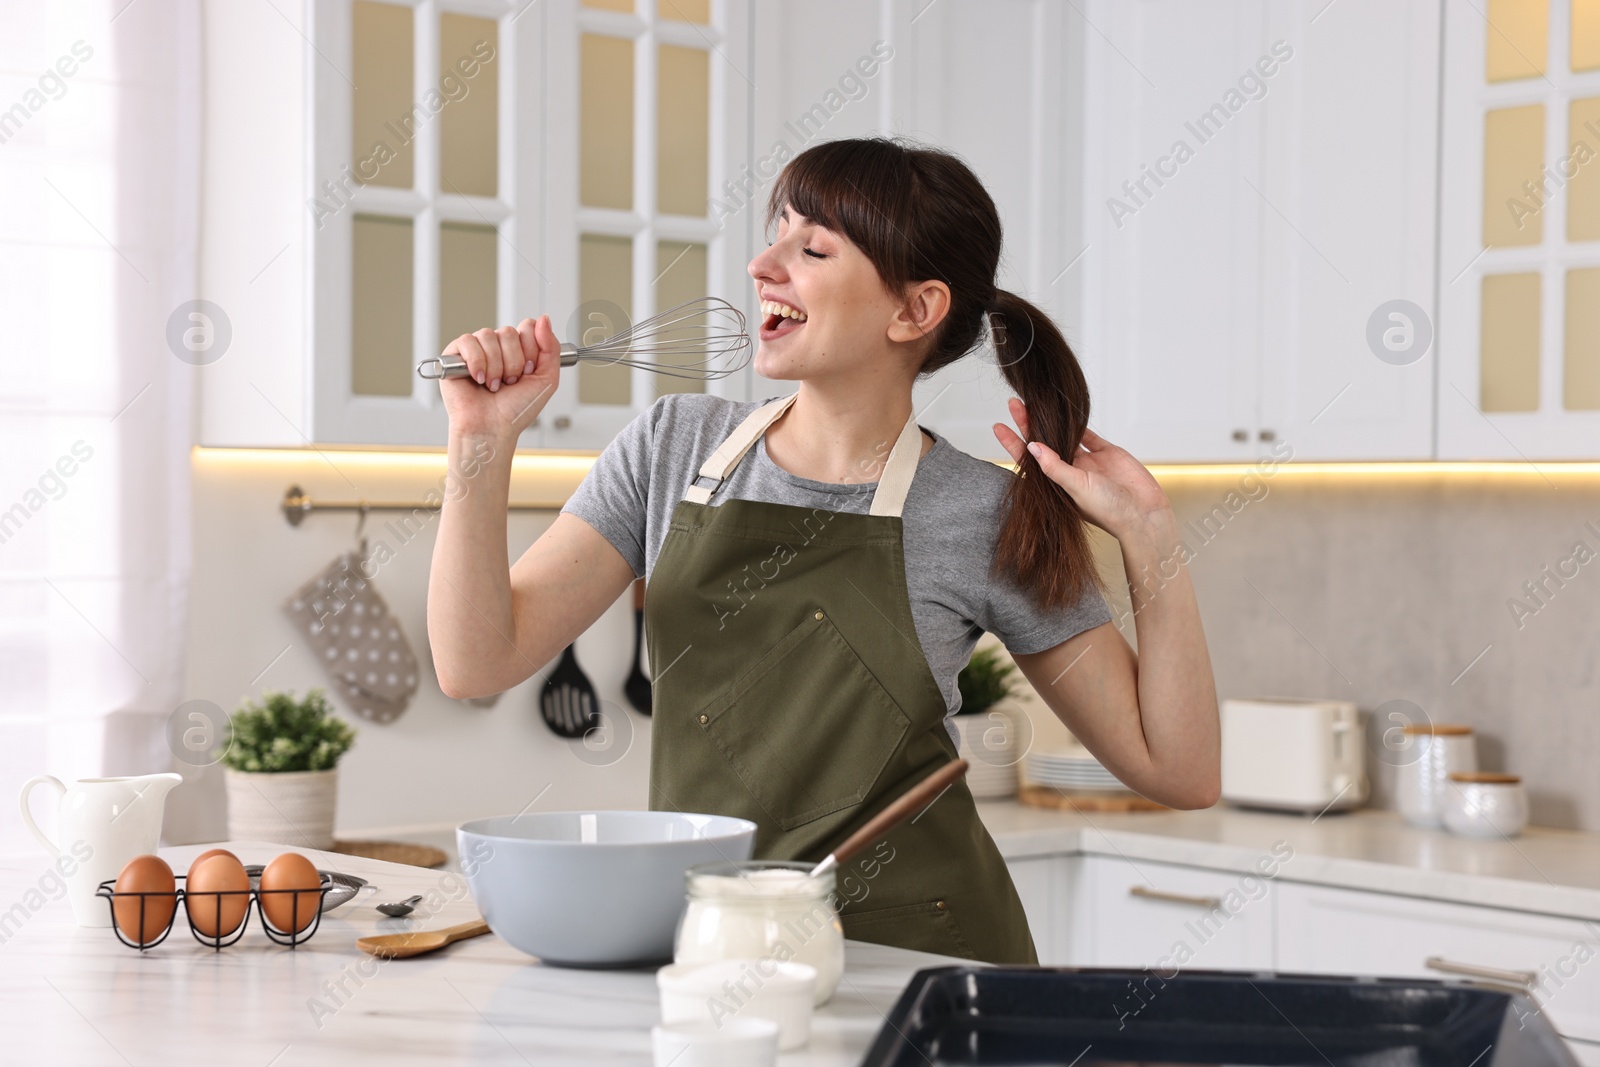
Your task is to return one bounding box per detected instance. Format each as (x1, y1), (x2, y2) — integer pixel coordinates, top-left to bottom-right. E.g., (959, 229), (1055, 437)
(758, 299), (807, 341)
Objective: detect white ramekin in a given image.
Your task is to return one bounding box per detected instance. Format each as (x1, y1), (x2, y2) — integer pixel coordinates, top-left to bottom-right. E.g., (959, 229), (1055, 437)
(657, 958), (816, 1051)
(651, 1018), (779, 1067)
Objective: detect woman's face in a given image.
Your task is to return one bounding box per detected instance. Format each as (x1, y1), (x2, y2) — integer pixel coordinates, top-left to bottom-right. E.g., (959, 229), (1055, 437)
(746, 203), (926, 384)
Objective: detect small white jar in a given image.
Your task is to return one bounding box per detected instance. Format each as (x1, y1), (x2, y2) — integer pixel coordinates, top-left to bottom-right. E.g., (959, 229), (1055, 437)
(1396, 724), (1477, 828)
(674, 860), (844, 1006)
(1442, 772), (1529, 838)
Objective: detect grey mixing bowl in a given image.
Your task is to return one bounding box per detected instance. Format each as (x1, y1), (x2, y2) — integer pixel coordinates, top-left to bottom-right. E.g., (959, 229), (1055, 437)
(457, 811), (757, 967)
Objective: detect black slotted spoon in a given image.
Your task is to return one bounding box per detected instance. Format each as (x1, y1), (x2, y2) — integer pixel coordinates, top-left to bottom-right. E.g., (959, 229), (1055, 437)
(624, 578), (651, 715)
(540, 644), (599, 738)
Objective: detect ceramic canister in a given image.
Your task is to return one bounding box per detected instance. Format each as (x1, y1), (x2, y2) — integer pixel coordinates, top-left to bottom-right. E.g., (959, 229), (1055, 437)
(1395, 724), (1476, 829)
(1442, 772), (1529, 838)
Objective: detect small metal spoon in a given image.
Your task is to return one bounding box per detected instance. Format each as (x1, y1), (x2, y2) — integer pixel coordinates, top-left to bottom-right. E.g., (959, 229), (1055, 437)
(376, 894), (424, 918)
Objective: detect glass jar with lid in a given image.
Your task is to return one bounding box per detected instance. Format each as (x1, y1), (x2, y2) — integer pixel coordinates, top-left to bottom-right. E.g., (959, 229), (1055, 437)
(674, 860), (844, 1005)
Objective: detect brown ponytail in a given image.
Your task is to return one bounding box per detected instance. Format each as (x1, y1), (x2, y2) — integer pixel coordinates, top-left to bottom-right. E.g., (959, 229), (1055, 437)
(766, 136), (1100, 612)
(985, 288), (1100, 610)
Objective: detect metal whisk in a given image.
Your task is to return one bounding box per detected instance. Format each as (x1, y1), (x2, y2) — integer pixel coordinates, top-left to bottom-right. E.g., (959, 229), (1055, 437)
(416, 296), (751, 383)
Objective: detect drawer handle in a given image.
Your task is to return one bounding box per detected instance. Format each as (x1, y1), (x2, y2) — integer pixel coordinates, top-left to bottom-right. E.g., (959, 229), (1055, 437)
(1128, 886), (1222, 909)
(1425, 956), (1540, 990)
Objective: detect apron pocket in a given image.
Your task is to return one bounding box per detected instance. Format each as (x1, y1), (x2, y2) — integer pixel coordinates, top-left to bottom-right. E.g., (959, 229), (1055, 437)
(840, 900), (975, 961)
(697, 607), (911, 830)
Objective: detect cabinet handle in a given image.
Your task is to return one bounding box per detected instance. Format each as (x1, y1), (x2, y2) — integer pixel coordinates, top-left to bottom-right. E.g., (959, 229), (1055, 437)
(1231, 429), (1248, 442)
(1128, 885), (1222, 909)
(1424, 956), (1539, 989)
(553, 416), (572, 430)
(1258, 429), (1276, 442)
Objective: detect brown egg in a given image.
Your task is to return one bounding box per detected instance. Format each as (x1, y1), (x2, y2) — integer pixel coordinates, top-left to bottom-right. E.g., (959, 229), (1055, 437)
(112, 855), (177, 946)
(189, 847), (240, 869)
(259, 852), (323, 934)
(184, 852), (251, 938)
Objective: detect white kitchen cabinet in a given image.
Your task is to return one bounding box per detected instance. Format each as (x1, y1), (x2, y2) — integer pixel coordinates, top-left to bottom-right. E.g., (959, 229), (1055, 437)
(1076, 0), (1439, 462)
(199, 0), (753, 449)
(1008, 855), (1061, 962)
(1083, 854), (1275, 971)
(1276, 881), (1600, 1043)
(1007, 854), (1090, 965)
(1435, 0), (1600, 459)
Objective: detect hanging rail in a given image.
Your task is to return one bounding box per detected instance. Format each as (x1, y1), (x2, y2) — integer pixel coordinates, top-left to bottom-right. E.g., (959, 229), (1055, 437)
(280, 485), (565, 527)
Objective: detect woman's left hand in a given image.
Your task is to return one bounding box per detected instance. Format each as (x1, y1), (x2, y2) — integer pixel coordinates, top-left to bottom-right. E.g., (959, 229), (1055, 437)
(993, 397), (1173, 541)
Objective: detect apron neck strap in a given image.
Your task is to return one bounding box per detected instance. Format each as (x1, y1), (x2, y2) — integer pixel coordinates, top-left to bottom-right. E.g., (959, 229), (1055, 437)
(683, 393), (923, 518)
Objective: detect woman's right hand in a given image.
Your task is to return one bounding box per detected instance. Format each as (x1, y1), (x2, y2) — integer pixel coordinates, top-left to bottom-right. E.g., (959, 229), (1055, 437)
(438, 315), (561, 440)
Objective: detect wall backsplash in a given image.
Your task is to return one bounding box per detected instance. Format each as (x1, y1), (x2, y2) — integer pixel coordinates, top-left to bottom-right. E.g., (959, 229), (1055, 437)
(172, 448), (652, 846)
(175, 449), (1600, 844)
(1103, 466), (1600, 833)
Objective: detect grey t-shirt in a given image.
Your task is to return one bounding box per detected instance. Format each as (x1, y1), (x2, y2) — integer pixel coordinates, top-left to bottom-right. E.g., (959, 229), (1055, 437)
(560, 392), (1112, 738)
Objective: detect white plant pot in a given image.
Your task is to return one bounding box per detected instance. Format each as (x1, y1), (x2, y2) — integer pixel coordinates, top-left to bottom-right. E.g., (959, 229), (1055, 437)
(224, 767), (339, 849)
(954, 707), (1022, 799)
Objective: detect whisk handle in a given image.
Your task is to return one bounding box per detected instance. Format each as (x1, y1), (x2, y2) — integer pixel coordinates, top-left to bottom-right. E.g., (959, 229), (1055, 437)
(417, 347), (580, 381)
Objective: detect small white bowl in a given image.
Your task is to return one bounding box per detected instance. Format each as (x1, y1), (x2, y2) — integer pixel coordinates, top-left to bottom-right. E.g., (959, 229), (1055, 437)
(652, 1018), (778, 1067)
(1442, 772), (1528, 838)
(658, 959), (816, 1051)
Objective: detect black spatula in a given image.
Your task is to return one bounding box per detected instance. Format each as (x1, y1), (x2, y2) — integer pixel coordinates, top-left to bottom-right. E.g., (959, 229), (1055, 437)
(540, 644), (598, 738)
(624, 578), (652, 715)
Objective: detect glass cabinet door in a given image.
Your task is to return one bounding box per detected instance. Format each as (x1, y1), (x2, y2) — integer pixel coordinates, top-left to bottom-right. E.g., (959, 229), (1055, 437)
(539, 0), (752, 449)
(1440, 0), (1600, 457)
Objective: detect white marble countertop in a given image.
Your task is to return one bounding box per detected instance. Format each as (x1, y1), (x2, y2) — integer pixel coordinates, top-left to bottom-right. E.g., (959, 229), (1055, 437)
(976, 799), (1600, 921)
(1, 841), (961, 1067)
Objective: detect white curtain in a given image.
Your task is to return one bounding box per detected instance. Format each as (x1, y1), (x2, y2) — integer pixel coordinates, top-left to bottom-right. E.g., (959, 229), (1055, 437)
(1, 1), (200, 853)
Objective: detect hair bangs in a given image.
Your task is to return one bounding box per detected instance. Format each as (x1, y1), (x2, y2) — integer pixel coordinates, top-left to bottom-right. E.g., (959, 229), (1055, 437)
(764, 138), (920, 291)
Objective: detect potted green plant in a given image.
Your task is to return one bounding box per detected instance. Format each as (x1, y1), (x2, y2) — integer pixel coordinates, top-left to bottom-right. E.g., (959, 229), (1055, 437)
(953, 645), (1026, 798)
(956, 645), (1020, 718)
(221, 689), (356, 850)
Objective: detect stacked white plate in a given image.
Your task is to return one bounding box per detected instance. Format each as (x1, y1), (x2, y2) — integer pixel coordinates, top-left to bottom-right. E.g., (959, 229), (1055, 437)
(1025, 746), (1128, 792)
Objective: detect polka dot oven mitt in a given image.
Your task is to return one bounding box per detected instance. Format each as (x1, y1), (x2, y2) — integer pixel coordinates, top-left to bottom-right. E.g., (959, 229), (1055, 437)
(283, 549), (419, 723)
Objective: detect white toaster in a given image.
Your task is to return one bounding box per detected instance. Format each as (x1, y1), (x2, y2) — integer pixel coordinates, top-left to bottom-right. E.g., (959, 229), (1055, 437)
(1220, 698), (1369, 813)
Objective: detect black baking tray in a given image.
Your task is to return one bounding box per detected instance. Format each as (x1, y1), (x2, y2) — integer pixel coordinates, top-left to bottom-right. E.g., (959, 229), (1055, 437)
(859, 966), (1578, 1066)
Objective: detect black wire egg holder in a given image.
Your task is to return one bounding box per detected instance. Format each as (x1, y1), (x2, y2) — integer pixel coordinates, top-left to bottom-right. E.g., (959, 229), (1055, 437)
(95, 874), (334, 951)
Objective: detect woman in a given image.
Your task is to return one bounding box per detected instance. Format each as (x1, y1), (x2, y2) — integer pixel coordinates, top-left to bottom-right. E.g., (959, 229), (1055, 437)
(427, 137), (1219, 965)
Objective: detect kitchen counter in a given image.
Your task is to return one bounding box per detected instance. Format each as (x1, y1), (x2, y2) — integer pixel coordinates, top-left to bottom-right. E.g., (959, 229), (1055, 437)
(1, 841), (959, 1067)
(976, 799), (1600, 921)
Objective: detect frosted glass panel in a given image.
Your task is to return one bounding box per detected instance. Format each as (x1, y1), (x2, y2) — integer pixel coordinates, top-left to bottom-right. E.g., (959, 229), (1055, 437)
(1565, 269), (1600, 410)
(352, 215), (415, 397)
(583, 0), (633, 11)
(1483, 105), (1544, 247)
(352, 1), (414, 189)
(1574, 0), (1600, 71)
(1486, 0), (1548, 82)
(439, 222), (497, 353)
(581, 35), (634, 210)
(657, 45), (709, 217)
(578, 234), (633, 405)
(654, 241), (708, 398)
(1480, 273), (1541, 413)
(439, 14), (498, 198)
(661, 0), (711, 24)
(1569, 98), (1600, 241)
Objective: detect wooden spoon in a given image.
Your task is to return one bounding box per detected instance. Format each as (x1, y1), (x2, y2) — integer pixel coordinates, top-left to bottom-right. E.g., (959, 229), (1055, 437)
(357, 919), (490, 959)
(808, 759), (970, 878)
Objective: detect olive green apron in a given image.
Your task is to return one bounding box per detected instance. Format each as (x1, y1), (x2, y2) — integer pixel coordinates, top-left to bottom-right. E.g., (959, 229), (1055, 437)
(644, 393), (1037, 964)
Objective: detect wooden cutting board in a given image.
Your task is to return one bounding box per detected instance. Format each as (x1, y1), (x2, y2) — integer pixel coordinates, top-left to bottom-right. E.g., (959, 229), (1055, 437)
(1016, 785), (1170, 812)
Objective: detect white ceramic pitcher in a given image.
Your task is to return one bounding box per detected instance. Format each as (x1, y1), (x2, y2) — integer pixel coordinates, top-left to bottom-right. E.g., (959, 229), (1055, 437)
(18, 773), (182, 927)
